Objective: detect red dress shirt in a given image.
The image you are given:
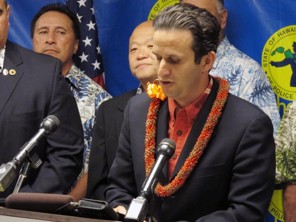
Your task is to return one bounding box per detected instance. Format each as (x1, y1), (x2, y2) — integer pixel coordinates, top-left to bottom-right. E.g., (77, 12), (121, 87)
(167, 78), (213, 178)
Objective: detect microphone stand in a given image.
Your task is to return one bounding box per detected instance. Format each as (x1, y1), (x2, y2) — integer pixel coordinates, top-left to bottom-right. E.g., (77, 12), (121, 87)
(13, 152), (42, 193)
(124, 164), (160, 222)
(124, 195), (148, 222)
(13, 161), (30, 193)
(0, 115), (59, 192)
(124, 138), (176, 222)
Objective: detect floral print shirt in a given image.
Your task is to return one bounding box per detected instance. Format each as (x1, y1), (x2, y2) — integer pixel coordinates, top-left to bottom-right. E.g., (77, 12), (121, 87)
(66, 65), (112, 173)
(212, 37), (280, 135)
(276, 101), (296, 183)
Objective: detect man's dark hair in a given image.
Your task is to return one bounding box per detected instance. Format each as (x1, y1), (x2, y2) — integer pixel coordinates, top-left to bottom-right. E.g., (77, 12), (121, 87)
(31, 3), (80, 40)
(153, 3), (220, 64)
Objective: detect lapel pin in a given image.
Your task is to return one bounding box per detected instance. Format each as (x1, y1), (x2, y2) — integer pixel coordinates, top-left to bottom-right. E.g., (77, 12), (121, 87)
(9, 69), (16, 76)
(3, 69), (8, 76)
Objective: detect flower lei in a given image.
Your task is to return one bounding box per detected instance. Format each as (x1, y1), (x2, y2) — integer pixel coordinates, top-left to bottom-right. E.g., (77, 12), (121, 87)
(145, 77), (229, 197)
(146, 80), (166, 101)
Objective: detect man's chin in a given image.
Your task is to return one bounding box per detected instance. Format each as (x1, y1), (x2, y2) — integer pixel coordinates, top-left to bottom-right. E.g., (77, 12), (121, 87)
(43, 51), (58, 57)
(135, 71), (156, 80)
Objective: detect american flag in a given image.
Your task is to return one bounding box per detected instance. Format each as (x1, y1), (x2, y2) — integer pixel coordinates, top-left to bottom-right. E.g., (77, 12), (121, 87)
(67, 0), (105, 87)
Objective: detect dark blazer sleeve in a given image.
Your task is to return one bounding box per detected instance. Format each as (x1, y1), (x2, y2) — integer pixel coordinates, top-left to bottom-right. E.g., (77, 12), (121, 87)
(20, 56), (84, 194)
(196, 109), (275, 221)
(87, 90), (136, 199)
(87, 101), (110, 199)
(106, 94), (151, 209)
(0, 42), (83, 196)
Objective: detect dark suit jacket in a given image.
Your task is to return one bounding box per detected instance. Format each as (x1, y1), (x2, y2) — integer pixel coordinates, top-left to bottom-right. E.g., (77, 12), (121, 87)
(0, 41), (83, 197)
(87, 89), (136, 199)
(106, 80), (275, 222)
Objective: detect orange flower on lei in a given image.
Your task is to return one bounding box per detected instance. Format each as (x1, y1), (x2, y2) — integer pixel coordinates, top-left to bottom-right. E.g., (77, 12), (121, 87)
(145, 77), (229, 197)
(146, 80), (166, 101)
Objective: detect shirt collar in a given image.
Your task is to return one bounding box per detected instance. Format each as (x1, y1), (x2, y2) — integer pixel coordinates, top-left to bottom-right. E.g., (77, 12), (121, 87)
(0, 46), (6, 73)
(65, 64), (82, 90)
(168, 77), (213, 124)
(136, 84), (145, 95)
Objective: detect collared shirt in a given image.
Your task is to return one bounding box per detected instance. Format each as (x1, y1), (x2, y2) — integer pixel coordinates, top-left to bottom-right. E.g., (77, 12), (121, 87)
(136, 84), (144, 95)
(275, 101), (296, 183)
(66, 65), (112, 173)
(167, 78), (213, 177)
(212, 37), (280, 135)
(0, 46), (5, 73)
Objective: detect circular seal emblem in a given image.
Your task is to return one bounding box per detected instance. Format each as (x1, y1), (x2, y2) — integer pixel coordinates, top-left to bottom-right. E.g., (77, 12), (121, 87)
(268, 189), (284, 221)
(262, 25), (296, 101)
(147, 0), (179, 21)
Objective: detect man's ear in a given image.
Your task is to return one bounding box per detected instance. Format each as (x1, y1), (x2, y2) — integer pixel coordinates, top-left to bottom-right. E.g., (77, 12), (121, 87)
(201, 51), (216, 73)
(7, 4), (10, 21)
(73, 39), (79, 54)
(219, 9), (228, 31)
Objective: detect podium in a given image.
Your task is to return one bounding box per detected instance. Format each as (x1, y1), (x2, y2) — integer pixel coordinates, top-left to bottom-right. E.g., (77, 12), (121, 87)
(0, 207), (119, 222)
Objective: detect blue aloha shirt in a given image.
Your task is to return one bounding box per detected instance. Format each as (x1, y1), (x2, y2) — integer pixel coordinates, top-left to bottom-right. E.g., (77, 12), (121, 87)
(212, 37), (280, 135)
(66, 65), (112, 174)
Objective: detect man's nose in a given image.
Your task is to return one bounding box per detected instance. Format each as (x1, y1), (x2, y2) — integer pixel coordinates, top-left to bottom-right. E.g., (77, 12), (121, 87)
(136, 48), (149, 59)
(46, 32), (56, 44)
(158, 60), (170, 77)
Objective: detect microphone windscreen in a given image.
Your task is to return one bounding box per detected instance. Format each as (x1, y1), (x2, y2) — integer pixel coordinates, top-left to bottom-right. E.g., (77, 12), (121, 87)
(5, 193), (74, 213)
(41, 115), (60, 134)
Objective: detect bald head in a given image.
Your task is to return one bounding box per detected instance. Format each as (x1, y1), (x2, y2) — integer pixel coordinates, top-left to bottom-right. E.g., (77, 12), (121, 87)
(181, 0), (227, 42)
(131, 20), (154, 37)
(128, 21), (157, 91)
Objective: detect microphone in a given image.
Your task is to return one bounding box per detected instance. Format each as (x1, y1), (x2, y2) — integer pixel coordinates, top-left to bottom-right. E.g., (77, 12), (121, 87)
(125, 138), (175, 222)
(5, 193), (119, 220)
(5, 193), (74, 214)
(140, 138), (175, 199)
(0, 115), (60, 192)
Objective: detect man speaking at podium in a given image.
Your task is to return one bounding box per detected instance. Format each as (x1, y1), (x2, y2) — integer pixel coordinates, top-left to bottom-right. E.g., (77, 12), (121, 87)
(0, 0), (83, 198)
(106, 3), (275, 221)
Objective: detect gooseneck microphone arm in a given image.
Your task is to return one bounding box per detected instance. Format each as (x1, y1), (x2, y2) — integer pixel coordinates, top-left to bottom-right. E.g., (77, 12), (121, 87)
(14, 128), (47, 165)
(0, 115), (60, 192)
(124, 138), (176, 222)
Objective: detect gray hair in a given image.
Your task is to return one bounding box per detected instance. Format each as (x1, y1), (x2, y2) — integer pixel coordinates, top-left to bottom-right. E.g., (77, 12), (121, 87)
(179, 0), (225, 12)
(153, 3), (220, 64)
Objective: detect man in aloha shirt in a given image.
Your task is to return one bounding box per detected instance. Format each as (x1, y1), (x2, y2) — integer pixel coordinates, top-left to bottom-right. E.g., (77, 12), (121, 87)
(275, 101), (296, 221)
(276, 102), (296, 183)
(66, 65), (111, 173)
(211, 36), (280, 135)
(31, 3), (112, 174)
(182, 0), (280, 136)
